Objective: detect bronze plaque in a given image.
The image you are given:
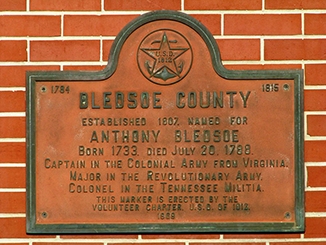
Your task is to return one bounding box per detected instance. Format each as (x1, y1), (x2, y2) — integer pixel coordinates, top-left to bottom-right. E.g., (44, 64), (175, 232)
(26, 10), (304, 233)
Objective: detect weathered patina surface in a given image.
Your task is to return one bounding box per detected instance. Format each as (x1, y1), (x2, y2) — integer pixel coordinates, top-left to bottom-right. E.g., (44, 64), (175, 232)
(26, 10), (304, 233)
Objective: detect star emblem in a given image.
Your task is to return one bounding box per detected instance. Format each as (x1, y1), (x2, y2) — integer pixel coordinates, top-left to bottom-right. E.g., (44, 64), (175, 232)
(140, 32), (189, 81)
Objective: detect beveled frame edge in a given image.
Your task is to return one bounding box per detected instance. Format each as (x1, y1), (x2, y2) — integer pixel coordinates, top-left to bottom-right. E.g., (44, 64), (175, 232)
(26, 10), (304, 234)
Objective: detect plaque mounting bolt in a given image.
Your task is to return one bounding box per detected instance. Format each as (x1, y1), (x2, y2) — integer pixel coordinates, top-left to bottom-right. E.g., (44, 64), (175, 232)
(283, 84), (290, 91)
(41, 86), (47, 93)
(41, 211), (48, 218)
(284, 212), (291, 219)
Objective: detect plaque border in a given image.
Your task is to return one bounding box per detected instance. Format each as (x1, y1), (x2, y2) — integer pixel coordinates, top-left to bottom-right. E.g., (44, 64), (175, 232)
(26, 10), (304, 234)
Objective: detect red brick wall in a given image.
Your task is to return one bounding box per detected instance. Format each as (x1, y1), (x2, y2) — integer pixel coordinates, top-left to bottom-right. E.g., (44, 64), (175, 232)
(1, 0), (326, 243)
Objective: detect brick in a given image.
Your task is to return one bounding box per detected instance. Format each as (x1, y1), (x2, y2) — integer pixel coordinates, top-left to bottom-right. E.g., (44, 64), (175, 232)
(109, 243), (182, 245)
(30, 40), (100, 61)
(306, 191), (326, 212)
(0, 167), (25, 188)
(143, 234), (220, 239)
(0, 0), (25, 11)
(60, 234), (137, 239)
(103, 40), (114, 62)
(307, 115), (326, 136)
(0, 41), (26, 61)
(30, 0), (101, 11)
(305, 14), (326, 35)
(0, 91), (25, 112)
(190, 14), (221, 35)
(0, 244), (28, 245)
(0, 192), (25, 213)
(266, 0), (326, 9)
(0, 143), (25, 163)
(305, 217), (326, 238)
(34, 243), (103, 245)
(305, 90), (326, 111)
(218, 39), (260, 61)
(307, 166), (326, 187)
(265, 39), (326, 60)
(104, 0), (181, 10)
(0, 16), (60, 37)
(191, 243), (264, 245)
(63, 65), (105, 71)
(271, 242), (326, 245)
(306, 141), (326, 162)
(225, 64), (301, 70)
(184, 0), (261, 10)
(225, 14), (301, 35)
(305, 64), (326, 85)
(0, 218), (54, 238)
(223, 233), (300, 239)
(64, 15), (138, 36)
(0, 117), (25, 138)
(0, 66), (60, 87)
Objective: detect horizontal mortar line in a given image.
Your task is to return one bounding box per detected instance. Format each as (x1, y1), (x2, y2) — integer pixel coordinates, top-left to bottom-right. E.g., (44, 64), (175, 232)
(305, 136), (326, 141)
(2, 9), (326, 15)
(306, 212), (326, 217)
(0, 163), (26, 167)
(222, 60), (304, 65)
(55, 238), (149, 243)
(0, 239), (160, 244)
(0, 237), (324, 244)
(52, 238), (326, 243)
(0, 11), (147, 16)
(184, 9), (326, 14)
(0, 138), (25, 143)
(0, 188), (26, 192)
(0, 87), (25, 92)
(306, 162), (326, 166)
(0, 61), (108, 66)
(221, 60), (326, 65)
(214, 35), (326, 39)
(305, 85), (326, 90)
(305, 111), (326, 115)
(306, 187), (326, 191)
(0, 36), (116, 41)
(0, 213), (26, 218)
(0, 112), (25, 117)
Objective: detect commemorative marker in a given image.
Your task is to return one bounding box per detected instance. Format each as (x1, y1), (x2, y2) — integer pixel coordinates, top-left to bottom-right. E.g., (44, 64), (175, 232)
(26, 10), (304, 233)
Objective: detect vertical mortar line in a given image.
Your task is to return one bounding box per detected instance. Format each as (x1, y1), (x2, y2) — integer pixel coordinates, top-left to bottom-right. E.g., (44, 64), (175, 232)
(300, 233), (304, 239)
(101, 0), (104, 12)
(181, 0), (185, 12)
(304, 112), (308, 143)
(220, 13), (224, 36)
(100, 37), (103, 62)
(260, 37), (264, 64)
(138, 234), (142, 239)
(305, 163), (308, 191)
(26, 0), (30, 11)
(60, 64), (64, 71)
(220, 234), (224, 239)
(301, 12), (305, 36)
(262, 0), (265, 11)
(27, 38), (30, 62)
(61, 14), (64, 37)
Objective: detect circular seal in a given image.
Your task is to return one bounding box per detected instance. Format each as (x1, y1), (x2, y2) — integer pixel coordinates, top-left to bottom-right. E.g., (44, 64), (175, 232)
(137, 29), (193, 85)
